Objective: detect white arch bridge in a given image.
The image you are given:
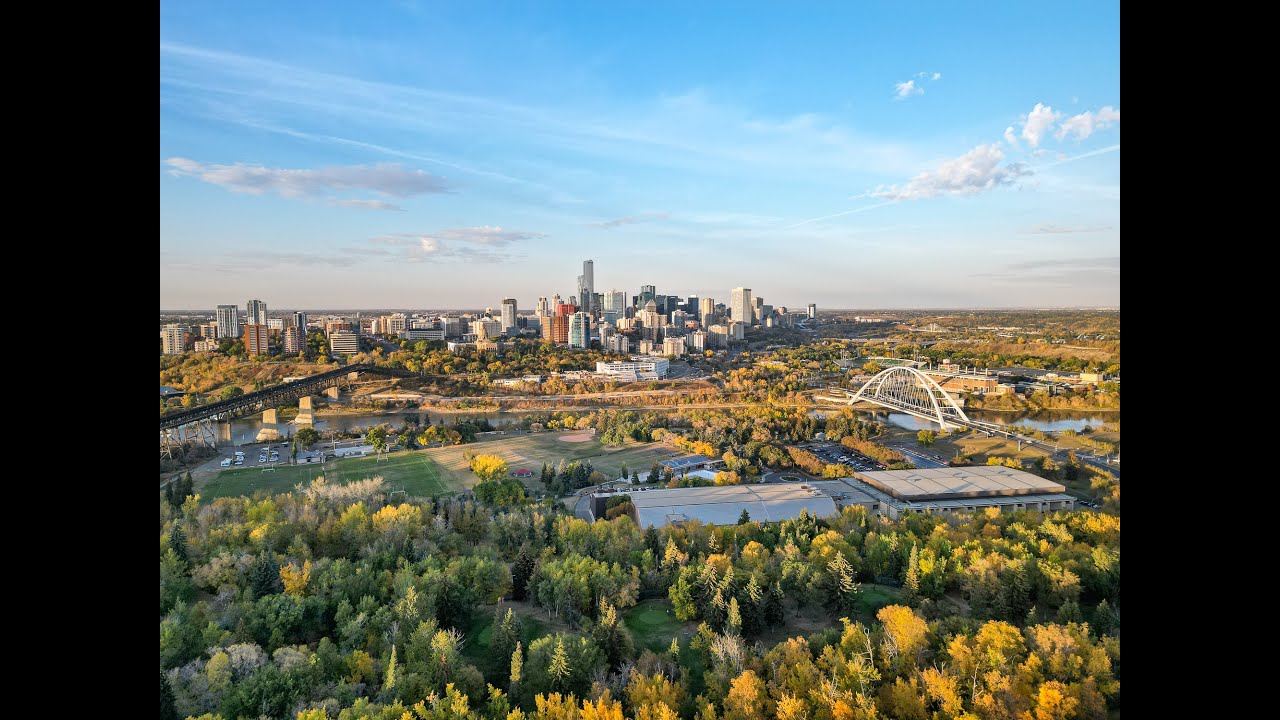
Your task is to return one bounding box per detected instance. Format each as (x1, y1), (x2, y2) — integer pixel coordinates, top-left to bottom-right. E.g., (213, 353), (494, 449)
(818, 366), (971, 430)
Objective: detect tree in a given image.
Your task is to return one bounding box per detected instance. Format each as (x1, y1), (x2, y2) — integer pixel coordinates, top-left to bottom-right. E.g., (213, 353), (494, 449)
(384, 643), (398, 691)
(825, 553), (860, 613)
(737, 509), (751, 525)
(548, 636), (571, 691)
(294, 426), (320, 447)
(471, 454), (510, 483)
(916, 429), (936, 446)
(280, 560), (311, 596)
(367, 426), (388, 452)
(512, 548), (537, 601)
(168, 523), (188, 565)
(160, 672), (178, 720)
(904, 544), (920, 602)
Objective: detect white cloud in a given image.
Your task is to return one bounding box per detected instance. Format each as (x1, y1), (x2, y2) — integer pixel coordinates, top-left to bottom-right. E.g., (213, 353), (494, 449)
(326, 198), (405, 211)
(932, 72), (942, 81)
(1055, 106), (1120, 141)
(164, 158), (449, 204)
(1003, 126), (1019, 147)
(870, 144), (1031, 201)
(1020, 103), (1061, 148)
(894, 80), (923, 99)
(371, 226), (546, 263)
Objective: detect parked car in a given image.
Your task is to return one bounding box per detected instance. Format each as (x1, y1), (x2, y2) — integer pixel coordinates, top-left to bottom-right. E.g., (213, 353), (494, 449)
(220, 458), (232, 467)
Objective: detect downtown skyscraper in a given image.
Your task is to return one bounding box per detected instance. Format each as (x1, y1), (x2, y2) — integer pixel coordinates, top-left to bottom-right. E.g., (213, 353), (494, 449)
(246, 298), (268, 326)
(730, 287), (754, 326)
(577, 259), (595, 314)
(216, 304), (242, 339)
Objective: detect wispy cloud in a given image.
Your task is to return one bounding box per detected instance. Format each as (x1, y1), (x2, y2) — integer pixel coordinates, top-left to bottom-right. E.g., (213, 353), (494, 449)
(1040, 144), (1120, 169)
(591, 212), (670, 228)
(164, 157), (449, 208)
(1055, 106), (1120, 141)
(977, 256), (1120, 284)
(870, 144), (1031, 201)
(368, 226), (546, 263)
(1028, 224), (1113, 234)
(778, 202), (898, 230)
(161, 250), (358, 274)
(1020, 103), (1061, 148)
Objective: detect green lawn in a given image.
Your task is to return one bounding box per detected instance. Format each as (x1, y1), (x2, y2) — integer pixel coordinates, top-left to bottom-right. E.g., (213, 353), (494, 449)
(200, 450), (454, 500)
(462, 605), (548, 678)
(624, 599), (692, 653)
(853, 584), (905, 620)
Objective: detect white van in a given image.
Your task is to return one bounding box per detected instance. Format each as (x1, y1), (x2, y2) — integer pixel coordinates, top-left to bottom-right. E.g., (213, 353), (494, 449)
(220, 458), (232, 467)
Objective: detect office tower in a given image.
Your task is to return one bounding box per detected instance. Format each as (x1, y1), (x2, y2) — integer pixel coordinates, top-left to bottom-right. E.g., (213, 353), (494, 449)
(246, 299), (268, 326)
(552, 293), (562, 310)
(807, 303), (817, 319)
(216, 305), (242, 339)
(729, 322), (746, 340)
(578, 259), (595, 313)
(472, 318), (502, 339)
(245, 324), (270, 355)
(569, 311), (591, 348)
(639, 284), (656, 308)
(761, 304), (773, 322)
(329, 331), (359, 356)
(293, 311), (309, 331)
(556, 302), (576, 316)
(500, 298), (517, 333)
(160, 324), (186, 355)
(536, 297), (550, 317)
(686, 295), (699, 314)
(604, 289), (627, 325)
(282, 326), (301, 354)
(753, 297), (764, 325)
(540, 315), (554, 341)
(700, 297), (715, 322)
(730, 287), (753, 325)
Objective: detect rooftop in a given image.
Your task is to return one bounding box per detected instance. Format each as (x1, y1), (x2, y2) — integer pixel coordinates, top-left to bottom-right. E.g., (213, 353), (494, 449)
(620, 483), (837, 527)
(851, 466), (1065, 501)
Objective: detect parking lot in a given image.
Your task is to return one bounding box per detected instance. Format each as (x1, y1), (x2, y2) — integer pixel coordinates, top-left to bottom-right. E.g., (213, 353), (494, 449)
(807, 442), (885, 472)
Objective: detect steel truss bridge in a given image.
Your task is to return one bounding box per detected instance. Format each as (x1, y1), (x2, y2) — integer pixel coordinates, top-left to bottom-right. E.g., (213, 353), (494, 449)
(160, 364), (420, 455)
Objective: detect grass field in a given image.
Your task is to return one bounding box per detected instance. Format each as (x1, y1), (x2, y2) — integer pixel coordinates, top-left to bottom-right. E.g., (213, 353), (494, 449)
(200, 451), (454, 500)
(199, 431), (685, 500)
(624, 599), (696, 653)
(421, 431), (684, 493)
(462, 603), (549, 678)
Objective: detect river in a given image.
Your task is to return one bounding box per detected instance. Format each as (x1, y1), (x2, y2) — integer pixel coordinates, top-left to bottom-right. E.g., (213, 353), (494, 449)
(226, 405), (1115, 444)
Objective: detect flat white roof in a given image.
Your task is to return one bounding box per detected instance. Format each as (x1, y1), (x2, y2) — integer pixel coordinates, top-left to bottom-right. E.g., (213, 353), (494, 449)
(852, 466), (1065, 500)
(624, 483), (837, 527)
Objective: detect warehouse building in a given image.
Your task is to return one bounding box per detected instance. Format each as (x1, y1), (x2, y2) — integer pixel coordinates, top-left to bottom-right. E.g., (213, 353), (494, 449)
(820, 466), (1075, 518)
(606, 484), (838, 527)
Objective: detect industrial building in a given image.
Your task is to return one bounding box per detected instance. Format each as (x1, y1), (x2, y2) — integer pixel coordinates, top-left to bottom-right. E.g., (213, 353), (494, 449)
(609, 483), (839, 527)
(810, 467), (1075, 518)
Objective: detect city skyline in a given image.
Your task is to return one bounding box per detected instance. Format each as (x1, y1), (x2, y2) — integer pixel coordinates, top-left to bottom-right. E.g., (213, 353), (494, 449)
(160, 2), (1119, 310)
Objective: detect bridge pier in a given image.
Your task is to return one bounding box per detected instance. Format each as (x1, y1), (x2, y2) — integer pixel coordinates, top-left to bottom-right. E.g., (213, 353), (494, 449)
(262, 408), (278, 424)
(296, 396), (315, 425)
(324, 386), (340, 399)
(218, 421), (232, 443)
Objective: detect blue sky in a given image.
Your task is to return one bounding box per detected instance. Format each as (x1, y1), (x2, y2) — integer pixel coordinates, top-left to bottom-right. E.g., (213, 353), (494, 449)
(160, 1), (1120, 311)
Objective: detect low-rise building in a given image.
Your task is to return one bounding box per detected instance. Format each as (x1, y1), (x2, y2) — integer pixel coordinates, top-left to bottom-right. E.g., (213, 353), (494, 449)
(816, 467), (1075, 519)
(329, 331), (359, 356)
(595, 356), (670, 381)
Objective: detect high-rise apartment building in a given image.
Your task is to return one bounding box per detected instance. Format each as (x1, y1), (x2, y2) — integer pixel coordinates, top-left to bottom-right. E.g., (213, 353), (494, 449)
(662, 337), (685, 357)
(604, 289), (627, 325)
(293, 311), (309, 331)
(216, 305), (241, 339)
(536, 297), (550, 317)
(807, 303), (817, 319)
(160, 324), (186, 355)
(388, 313), (408, 336)
(245, 324), (270, 356)
(700, 297), (715, 322)
(730, 288), (753, 326)
(282, 326), (301, 354)
(500, 298), (518, 333)
(267, 317), (285, 334)
(329, 331), (359, 356)
(569, 312), (591, 349)
(246, 299), (268, 326)
(753, 297), (764, 325)
(550, 314), (571, 344)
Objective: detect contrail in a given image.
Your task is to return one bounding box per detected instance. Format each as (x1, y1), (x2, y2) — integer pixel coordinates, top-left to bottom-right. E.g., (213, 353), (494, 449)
(1042, 144), (1120, 169)
(779, 201), (897, 230)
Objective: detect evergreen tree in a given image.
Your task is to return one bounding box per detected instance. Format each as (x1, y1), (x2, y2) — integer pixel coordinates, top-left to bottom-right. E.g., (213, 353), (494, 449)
(738, 509), (751, 525)
(249, 553), (282, 599)
(548, 636), (571, 691)
(541, 463), (554, 488)
(825, 553), (860, 613)
(160, 671), (178, 720)
(168, 523), (189, 566)
(590, 598), (635, 671)
(511, 548), (536, 601)
(644, 525), (662, 557)
(669, 637), (680, 659)
(1093, 599), (1117, 636)
(491, 607), (520, 681)
(765, 582), (785, 625)
(725, 596), (742, 636)
(1056, 599), (1083, 624)
(509, 642), (524, 699)
(1025, 605), (1040, 627)
(164, 480), (175, 509)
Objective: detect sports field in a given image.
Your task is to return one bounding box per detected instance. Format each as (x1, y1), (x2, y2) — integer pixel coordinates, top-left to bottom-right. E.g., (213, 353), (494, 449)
(200, 451), (454, 500)
(199, 430), (685, 500)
